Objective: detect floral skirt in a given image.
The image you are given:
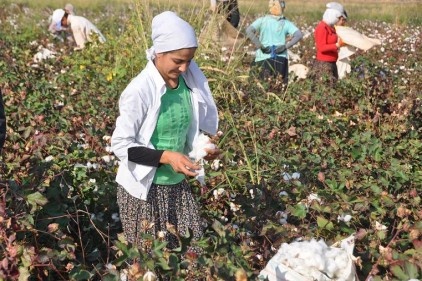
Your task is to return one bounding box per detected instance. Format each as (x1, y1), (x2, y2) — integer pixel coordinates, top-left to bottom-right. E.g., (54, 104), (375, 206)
(309, 60), (338, 85)
(117, 180), (204, 250)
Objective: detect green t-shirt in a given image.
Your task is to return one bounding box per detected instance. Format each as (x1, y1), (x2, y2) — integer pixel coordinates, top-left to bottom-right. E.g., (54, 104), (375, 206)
(151, 76), (192, 185)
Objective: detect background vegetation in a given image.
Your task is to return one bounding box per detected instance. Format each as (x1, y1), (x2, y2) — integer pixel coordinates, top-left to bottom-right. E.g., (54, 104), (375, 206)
(0, 0), (421, 280)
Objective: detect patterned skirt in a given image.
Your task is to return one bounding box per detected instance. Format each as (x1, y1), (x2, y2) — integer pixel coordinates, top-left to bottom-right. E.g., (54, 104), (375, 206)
(117, 180), (204, 250)
(309, 60), (339, 85)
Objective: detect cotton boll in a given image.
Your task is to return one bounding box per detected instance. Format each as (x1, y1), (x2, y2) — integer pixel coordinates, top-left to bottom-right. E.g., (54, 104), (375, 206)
(211, 159), (222, 171)
(143, 270), (157, 281)
(291, 172), (300, 179)
(189, 133), (216, 161)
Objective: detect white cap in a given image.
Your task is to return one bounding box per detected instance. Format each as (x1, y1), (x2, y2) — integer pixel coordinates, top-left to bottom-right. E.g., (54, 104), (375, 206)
(326, 2), (348, 18)
(64, 3), (75, 14)
(52, 9), (65, 25)
(151, 11), (197, 53)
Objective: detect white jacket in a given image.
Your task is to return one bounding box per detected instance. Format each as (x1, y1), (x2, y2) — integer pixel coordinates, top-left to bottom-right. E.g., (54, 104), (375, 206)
(67, 14), (106, 49)
(111, 60), (218, 200)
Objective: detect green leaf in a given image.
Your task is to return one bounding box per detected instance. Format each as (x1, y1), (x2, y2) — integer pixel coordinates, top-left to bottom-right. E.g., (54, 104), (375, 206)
(168, 253), (179, 270)
(18, 267), (31, 281)
(317, 216), (334, 230)
(26, 191), (48, 212)
(102, 273), (119, 281)
(391, 265), (408, 280)
(157, 257), (171, 271)
(404, 261), (419, 278)
(288, 203), (307, 219)
(69, 268), (93, 281)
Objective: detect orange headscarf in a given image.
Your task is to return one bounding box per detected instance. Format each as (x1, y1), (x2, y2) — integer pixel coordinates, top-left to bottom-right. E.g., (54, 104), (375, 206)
(269, 0), (285, 16)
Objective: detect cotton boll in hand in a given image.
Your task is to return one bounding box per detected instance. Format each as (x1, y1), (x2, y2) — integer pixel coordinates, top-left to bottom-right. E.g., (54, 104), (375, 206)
(189, 133), (216, 161)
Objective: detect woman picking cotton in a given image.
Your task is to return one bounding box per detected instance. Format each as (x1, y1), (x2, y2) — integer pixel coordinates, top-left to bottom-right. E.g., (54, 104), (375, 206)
(111, 10), (221, 262)
(50, 8), (106, 50)
(246, 0), (303, 84)
(311, 2), (348, 84)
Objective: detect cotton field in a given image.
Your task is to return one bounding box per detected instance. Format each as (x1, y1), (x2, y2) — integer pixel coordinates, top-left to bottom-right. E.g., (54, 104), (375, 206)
(0, 1), (421, 281)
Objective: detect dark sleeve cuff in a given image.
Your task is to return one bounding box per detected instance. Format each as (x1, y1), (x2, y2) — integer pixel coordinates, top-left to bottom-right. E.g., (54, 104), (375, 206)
(128, 146), (164, 167)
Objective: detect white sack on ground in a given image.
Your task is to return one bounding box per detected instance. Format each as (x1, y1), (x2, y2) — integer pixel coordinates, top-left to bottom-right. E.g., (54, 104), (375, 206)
(289, 64), (309, 80)
(258, 234), (358, 281)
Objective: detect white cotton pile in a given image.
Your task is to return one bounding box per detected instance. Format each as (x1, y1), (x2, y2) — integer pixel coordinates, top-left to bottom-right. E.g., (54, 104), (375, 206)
(289, 64), (309, 80)
(33, 47), (56, 63)
(259, 235), (357, 281)
(287, 50), (301, 63)
(188, 133), (216, 162)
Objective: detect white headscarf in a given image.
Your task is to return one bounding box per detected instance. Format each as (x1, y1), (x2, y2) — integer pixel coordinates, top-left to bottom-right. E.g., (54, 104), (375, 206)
(146, 11), (197, 60)
(323, 8), (342, 26)
(64, 3), (75, 15)
(326, 2), (347, 19)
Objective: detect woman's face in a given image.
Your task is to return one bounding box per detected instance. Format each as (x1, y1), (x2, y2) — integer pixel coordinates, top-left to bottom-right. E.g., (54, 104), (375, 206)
(154, 48), (196, 87)
(336, 16), (347, 26)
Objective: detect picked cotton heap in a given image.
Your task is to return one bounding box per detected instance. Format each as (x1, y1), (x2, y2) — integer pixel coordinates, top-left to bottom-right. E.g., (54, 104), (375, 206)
(259, 234), (358, 281)
(189, 133), (216, 186)
(33, 47), (56, 63)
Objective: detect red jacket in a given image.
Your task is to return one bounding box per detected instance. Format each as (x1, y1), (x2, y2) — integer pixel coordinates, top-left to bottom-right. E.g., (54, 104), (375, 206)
(315, 21), (338, 62)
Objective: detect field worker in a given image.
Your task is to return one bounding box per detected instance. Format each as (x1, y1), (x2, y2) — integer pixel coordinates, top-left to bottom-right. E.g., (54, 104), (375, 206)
(311, 2), (348, 84)
(246, 0), (303, 84)
(48, 3), (75, 41)
(50, 8), (106, 50)
(210, 0), (240, 28)
(0, 90), (6, 153)
(111, 11), (221, 254)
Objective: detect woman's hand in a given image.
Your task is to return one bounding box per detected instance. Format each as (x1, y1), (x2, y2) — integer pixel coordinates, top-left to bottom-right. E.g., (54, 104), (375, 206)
(336, 37), (346, 48)
(203, 131), (223, 161)
(203, 147), (222, 161)
(161, 151), (200, 177)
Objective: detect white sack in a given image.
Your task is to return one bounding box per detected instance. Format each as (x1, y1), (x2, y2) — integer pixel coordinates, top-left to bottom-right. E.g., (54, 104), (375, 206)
(258, 234), (358, 281)
(289, 64), (309, 80)
(335, 27), (381, 79)
(335, 26), (381, 51)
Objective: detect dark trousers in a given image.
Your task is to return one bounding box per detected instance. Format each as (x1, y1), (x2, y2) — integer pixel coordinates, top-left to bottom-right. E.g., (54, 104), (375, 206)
(253, 56), (289, 84)
(217, 0), (240, 28)
(309, 60), (338, 85)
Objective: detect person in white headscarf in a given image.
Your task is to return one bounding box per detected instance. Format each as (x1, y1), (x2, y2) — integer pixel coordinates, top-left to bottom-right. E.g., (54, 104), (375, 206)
(310, 2), (348, 84)
(48, 3), (75, 42)
(50, 8), (106, 50)
(111, 11), (221, 254)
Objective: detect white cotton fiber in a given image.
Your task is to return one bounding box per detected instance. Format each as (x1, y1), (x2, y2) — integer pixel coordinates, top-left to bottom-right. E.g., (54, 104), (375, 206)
(189, 133), (216, 161)
(258, 234), (357, 281)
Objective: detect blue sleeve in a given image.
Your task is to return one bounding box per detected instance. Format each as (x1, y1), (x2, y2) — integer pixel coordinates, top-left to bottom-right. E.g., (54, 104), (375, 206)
(250, 17), (263, 31)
